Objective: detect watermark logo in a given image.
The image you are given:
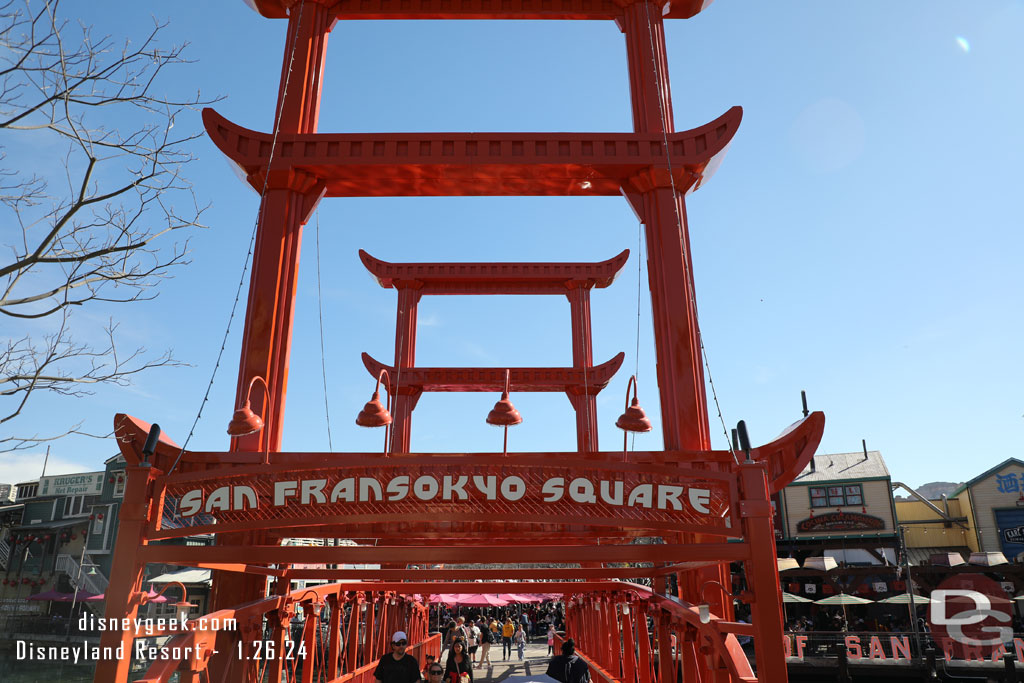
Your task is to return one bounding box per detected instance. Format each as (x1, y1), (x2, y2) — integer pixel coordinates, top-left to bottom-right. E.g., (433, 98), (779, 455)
(928, 574), (1013, 659)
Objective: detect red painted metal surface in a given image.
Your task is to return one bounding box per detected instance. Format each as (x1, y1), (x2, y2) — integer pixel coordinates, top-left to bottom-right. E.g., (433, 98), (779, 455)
(360, 351), (624, 393)
(360, 249), (629, 293)
(359, 251), (628, 452)
(248, 0), (714, 21)
(202, 107), (741, 198)
(96, 1), (820, 680)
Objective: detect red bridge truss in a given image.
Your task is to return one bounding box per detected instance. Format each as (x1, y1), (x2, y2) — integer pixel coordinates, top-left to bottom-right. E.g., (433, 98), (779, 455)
(95, 0), (825, 681)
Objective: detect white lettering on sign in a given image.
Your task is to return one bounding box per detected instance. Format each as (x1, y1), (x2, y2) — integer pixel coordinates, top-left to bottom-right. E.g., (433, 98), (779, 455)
(175, 474), (722, 518)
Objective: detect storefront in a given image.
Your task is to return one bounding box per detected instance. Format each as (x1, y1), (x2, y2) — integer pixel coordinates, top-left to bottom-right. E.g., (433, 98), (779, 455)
(778, 449), (898, 565)
(948, 457), (1024, 559)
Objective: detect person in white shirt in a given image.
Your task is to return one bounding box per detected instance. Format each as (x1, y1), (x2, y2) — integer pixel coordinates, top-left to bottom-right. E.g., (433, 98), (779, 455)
(467, 621), (481, 664)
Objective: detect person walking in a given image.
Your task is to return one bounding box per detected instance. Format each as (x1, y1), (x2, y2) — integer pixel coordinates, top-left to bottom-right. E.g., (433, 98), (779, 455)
(467, 620), (480, 665)
(443, 621), (458, 658)
(501, 617), (515, 660)
(445, 640), (474, 683)
(546, 624), (556, 655)
(477, 620), (493, 668)
(513, 623), (527, 661)
(545, 639), (590, 683)
(373, 631), (422, 683)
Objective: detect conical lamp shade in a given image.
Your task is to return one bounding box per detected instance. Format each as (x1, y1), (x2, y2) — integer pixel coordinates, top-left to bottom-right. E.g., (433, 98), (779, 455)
(486, 392), (522, 427)
(227, 401), (264, 436)
(356, 391), (392, 428)
(616, 397), (652, 433)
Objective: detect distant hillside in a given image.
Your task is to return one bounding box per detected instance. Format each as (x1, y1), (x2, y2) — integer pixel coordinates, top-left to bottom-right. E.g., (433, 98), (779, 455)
(894, 481), (962, 501)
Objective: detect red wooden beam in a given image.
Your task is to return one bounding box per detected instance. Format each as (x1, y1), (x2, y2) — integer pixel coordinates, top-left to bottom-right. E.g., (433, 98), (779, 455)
(139, 542), (749, 566)
(180, 565), (726, 581)
(246, 0), (714, 22)
(360, 351), (624, 393)
(202, 107), (740, 198)
(360, 249), (629, 294)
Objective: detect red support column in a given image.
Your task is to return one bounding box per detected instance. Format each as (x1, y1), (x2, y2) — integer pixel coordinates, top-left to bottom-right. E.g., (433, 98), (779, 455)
(568, 286), (598, 452)
(364, 593), (377, 665)
(391, 288), (422, 453)
(93, 464), (159, 682)
(602, 602), (618, 675)
(739, 462), (789, 683)
(636, 604), (653, 683)
(619, 8), (734, 683)
(212, 0), (334, 624)
(328, 594), (342, 679)
(301, 603), (319, 683)
(656, 613), (673, 683)
(346, 597), (361, 672)
(621, 605), (638, 683)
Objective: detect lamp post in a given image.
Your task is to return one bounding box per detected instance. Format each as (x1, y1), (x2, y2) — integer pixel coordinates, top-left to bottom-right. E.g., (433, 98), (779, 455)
(615, 375), (652, 454)
(356, 369), (394, 456)
(141, 581), (197, 623)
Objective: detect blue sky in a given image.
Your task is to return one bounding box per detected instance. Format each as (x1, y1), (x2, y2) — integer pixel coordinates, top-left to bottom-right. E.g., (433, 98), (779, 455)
(4, 1), (1023, 490)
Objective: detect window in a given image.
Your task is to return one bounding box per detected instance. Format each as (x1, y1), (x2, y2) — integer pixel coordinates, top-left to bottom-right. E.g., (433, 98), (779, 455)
(16, 484), (37, 500)
(809, 484), (863, 508)
(63, 495), (89, 517)
(113, 474), (125, 498)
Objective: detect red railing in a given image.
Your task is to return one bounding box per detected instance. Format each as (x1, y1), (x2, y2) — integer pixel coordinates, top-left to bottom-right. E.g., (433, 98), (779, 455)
(562, 583), (757, 683)
(133, 583), (437, 683)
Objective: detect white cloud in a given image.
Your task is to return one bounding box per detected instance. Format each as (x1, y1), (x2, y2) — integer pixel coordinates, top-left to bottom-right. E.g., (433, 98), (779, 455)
(0, 452), (97, 486)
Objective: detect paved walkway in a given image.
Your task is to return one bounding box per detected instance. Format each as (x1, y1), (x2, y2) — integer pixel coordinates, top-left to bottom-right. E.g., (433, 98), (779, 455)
(445, 641), (558, 683)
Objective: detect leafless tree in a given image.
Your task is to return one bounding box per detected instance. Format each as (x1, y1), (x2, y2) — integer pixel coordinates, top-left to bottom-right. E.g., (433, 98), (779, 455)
(0, 0), (216, 450)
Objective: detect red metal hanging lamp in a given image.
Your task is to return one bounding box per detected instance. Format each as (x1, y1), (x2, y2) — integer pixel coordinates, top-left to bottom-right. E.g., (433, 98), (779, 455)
(486, 369), (521, 455)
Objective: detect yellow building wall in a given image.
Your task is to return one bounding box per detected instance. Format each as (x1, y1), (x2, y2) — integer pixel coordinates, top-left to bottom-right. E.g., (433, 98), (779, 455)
(964, 462), (1024, 553)
(956, 489), (980, 552)
(893, 498), (973, 549)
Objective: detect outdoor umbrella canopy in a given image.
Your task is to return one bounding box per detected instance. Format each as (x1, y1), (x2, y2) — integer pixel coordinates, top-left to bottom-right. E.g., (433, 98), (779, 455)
(27, 590), (73, 602)
(782, 592), (813, 603)
(879, 593), (933, 604)
(429, 593), (509, 606)
(84, 590), (167, 603)
(502, 593), (545, 603)
(814, 593), (874, 605)
(777, 558), (800, 572)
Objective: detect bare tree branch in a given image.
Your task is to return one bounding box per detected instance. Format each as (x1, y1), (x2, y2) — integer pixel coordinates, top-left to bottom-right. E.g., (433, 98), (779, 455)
(0, 0), (218, 451)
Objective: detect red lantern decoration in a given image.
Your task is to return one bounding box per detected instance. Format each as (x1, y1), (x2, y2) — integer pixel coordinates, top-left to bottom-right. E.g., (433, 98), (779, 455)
(108, 477), (115, 483)
(43, 534), (51, 541)
(97, 513), (104, 520)
(89, 515), (95, 521)
(70, 534), (77, 540)
(22, 578), (29, 585)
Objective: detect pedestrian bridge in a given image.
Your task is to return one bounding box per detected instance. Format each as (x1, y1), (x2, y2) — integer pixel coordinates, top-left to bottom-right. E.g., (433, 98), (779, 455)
(133, 581), (755, 683)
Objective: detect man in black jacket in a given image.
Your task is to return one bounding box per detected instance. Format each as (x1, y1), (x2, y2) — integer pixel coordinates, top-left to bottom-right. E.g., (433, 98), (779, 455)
(374, 631), (422, 683)
(545, 639), (590, 683)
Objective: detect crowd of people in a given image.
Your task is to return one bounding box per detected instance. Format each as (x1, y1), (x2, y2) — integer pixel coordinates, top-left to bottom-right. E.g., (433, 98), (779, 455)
(438, 615), (554, 667)
(372, 603), (589, 683)
(374, 628), (590, 683)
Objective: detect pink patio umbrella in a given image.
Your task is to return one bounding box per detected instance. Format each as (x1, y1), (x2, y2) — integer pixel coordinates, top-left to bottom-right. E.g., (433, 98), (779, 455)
(436, 593), (509, 607)
(501, 593), (544, 603)
(84, 590), (167, 603)
(27, 590), (73, 602)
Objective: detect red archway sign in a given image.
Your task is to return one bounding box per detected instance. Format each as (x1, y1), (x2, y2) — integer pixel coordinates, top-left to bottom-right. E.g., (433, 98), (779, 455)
(94, 1), (826, 682)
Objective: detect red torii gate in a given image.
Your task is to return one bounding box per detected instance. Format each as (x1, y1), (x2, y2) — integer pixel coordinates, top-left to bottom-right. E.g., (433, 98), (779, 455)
(94, 1), (826, 681)
(359, 250), (630, 453)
